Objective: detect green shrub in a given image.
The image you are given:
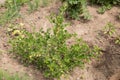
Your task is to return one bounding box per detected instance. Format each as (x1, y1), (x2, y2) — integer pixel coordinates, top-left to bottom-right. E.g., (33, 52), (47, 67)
(10, 7), (97, 79)
(61, 0), (91, 20)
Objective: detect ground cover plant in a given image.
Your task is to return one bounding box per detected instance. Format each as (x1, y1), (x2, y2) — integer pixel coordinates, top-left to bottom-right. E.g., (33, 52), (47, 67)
(9, 6), (98, 79)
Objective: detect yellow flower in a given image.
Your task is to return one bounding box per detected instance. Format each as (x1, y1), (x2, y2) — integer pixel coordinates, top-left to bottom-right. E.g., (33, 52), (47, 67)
(20, 23), (24, 26)
(12, 30), (21, 36)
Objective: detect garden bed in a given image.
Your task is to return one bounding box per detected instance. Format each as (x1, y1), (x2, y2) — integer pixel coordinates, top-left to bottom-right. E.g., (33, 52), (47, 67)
(0, 0), (120, 80)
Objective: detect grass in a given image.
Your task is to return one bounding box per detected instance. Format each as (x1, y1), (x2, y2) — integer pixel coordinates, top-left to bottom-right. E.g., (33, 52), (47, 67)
(0, 69), (31, 80)
(0, 0), (27, 25)
(0, 0), (53, 25)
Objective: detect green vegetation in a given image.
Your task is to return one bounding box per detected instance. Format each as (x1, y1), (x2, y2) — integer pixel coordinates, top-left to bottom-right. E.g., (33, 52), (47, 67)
(27, 0), (40, 13)
(0, 0), (119, 25)
(60, 0), (120, 19)
(0, 69), (30, 80)
(27, 0), (53, 13)
(0, 0), (119, 80)
(118, 13), (120, 20)
(115, 36), (120, 45)
(0, 0), (29, 25)
(41, 0), (50, 7)
(91, 0), (120, 14)
(103, 22), (116, 36)
(91, 0), (120, 5)
(97, 5), (112, 14)
(0, 0), (119, 79)
(0, 0), (50, 25)
(61, 0), (91, 20)
(9, 7), (98, 79)
(103, 22), (120, 45)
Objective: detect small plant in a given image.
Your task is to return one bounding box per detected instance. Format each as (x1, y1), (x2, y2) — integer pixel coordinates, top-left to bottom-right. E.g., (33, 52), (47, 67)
(118, 13), (120, 20)
(115, 36), (120, 45)
(91, 0), (120, 5)
(61, 0), (91, 20)
(91, 0), (120, 14)
(0, 0), (29, 25)
(98, 4), (112, 14)
(5, 0), (29, 7)
(7, 23), (24, 37)
(93, 46), (102, 55)
(10, 6), (96, 79)
(103, 22), (116, 36)
(27, 0), (40, 13)
(42, 0), (49, 7)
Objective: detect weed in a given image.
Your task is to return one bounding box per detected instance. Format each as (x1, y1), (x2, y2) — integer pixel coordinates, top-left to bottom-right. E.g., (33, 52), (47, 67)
(0, 0), (51, 25)
(103, 22), (116, 36)
(61, 0), (91, 20)
(93, 46), (102, 55)
(118, 13), (120, 20)
(115, 36), (120, 45)
(42, 0), (49, 7)
(98, 5), (112, 14)
(10, 6), (96, 79)
(91, 0), (120, 5)
(0, 0), (29, 25)
(91, 0), (120, 14)
(27, 0), (40, 13)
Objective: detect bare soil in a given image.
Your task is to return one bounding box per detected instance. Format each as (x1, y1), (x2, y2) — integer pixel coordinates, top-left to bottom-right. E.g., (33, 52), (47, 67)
(0, 0), (5, 5)
(0, 1), (120, 80)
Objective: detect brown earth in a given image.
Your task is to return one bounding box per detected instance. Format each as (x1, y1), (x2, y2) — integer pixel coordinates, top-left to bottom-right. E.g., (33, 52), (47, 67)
(0, 1), (120, 80)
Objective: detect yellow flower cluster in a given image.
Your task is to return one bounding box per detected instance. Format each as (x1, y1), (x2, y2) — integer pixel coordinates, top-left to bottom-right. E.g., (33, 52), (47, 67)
(29, 53), (41, 59)
(7, 23), (25, 38)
